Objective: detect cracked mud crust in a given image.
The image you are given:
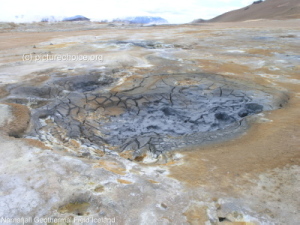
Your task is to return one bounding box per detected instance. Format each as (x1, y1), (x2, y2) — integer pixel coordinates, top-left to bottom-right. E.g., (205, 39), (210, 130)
(2, 71), (288, 158)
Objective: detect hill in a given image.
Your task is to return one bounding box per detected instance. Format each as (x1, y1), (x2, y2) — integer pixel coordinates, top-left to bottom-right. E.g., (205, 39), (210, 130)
(195, 0), (300, 23)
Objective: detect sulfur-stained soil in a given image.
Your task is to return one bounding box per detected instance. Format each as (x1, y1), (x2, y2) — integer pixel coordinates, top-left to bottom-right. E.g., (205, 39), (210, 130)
(0, 20), (299, 224)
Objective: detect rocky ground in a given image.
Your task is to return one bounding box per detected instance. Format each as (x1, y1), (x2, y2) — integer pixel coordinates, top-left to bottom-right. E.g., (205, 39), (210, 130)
(0, 20), (299, 225)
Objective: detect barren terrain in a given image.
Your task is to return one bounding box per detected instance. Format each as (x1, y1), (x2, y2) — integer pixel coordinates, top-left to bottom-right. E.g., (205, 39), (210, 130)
(0, 20), (299, 225)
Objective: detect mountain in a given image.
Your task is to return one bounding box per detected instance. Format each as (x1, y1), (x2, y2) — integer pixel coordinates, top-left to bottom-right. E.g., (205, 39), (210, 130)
(113, 16), (168, 24)
(195, 0), (300, 23)
(62, 15), (90, 22)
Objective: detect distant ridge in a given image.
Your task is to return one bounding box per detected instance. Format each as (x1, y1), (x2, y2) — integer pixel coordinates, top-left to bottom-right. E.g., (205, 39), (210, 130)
(193, 0), (300, 23)
(62, 15), (90, 22)
(41, 15), (90, 22)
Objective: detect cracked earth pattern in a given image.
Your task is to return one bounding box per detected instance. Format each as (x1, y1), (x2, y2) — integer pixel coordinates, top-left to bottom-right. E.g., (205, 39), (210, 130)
(6, 70), (288, 158)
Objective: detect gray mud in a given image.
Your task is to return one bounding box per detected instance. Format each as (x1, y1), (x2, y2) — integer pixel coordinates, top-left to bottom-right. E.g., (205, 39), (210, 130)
(2, 71), (288, 157)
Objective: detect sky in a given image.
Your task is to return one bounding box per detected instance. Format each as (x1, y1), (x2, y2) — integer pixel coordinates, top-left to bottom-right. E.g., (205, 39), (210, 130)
(0, 0), (256, 24)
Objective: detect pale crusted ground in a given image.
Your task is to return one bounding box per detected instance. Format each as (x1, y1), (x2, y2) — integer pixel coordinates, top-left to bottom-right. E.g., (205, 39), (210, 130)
(0, 20), (299, 225)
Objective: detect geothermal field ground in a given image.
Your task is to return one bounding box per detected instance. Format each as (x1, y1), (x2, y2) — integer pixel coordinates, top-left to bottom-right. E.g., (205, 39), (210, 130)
(0, 20), (299, 224)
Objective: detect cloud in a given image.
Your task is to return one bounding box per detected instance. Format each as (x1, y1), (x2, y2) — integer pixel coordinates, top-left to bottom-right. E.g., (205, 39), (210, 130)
(0, 0), (252, 23)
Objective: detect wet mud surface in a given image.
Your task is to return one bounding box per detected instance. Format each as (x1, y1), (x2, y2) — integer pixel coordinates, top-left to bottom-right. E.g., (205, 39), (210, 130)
(3, 70), (288, 158)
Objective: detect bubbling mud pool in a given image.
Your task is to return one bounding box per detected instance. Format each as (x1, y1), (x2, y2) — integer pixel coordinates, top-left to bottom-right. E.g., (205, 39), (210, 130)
(3, 70), (288, 159)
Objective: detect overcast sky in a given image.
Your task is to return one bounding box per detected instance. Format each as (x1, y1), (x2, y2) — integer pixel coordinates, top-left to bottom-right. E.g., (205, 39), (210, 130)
(0, 0), (255, 23)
